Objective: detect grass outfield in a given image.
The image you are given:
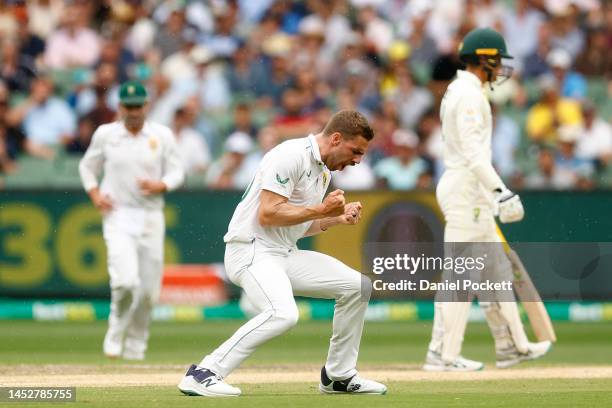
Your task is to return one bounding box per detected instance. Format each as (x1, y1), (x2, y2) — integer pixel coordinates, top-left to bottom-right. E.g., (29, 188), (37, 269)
(1, 321), (611, 407)
(1, 320), (611, 365)
(15, 380), (612, 408)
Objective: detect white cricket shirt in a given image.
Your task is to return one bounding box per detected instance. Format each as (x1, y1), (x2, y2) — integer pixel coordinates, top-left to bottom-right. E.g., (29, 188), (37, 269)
(224, 134), (331, 249)
(438, 70), (505, 207)
(79, 121), (184, 210)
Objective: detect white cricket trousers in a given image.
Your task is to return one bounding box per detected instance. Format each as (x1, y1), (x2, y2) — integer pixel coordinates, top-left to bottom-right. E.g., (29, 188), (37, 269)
(201, 240), (372, 380)
(102, 207), (165, 358)
(429, 170), (528, 362)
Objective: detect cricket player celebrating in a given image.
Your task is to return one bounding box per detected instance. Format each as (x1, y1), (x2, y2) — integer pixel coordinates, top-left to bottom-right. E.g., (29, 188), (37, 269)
(178, 111), (387, 397)
(423, 28), (551, 371)
(79, 81), (184, 360)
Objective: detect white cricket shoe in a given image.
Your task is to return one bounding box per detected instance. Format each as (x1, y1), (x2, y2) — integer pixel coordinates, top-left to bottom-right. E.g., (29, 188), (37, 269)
(319, 366), (387, 395)
(122, 350), (145, 361)
(423, 350), (484, 372)
(178, 364), (241, 397)
(496, 341), (552, 368)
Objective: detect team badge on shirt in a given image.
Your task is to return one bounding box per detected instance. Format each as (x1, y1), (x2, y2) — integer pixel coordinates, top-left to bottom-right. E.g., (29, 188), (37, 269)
(149, 137), (158, 151)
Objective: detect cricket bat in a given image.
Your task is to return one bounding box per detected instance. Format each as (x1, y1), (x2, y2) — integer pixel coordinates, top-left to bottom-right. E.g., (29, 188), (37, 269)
(495, 224), (557, 343)
(506, 248), (557, 343)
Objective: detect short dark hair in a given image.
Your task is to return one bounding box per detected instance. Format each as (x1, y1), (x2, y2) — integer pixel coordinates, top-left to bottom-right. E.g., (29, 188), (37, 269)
(323, 110), (374, 141)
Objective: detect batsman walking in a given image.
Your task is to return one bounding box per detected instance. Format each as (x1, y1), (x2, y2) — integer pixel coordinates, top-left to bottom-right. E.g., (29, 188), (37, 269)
(178, 110), (387, 397)
(424, 28), (552, 371)
(79, 81), (184, 360)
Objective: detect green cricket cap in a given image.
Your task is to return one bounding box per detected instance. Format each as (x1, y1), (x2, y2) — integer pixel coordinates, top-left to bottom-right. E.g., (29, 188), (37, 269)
(119, 81), (148, 106)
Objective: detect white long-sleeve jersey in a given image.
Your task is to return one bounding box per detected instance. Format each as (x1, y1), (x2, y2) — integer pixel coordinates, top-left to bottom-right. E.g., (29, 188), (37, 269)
(79, 121), (184, 210)
(438, 70), (506, 211)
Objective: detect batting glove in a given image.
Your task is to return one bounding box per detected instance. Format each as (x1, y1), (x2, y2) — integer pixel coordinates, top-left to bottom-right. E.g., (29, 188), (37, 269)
(495, 188), (524, 223)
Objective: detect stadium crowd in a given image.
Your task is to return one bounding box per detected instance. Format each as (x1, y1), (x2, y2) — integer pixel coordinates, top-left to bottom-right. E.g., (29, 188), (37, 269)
(0, 0), (610, 190)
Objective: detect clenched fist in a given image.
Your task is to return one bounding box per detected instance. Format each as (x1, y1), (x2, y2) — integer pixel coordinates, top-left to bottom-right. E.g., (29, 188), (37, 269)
(320, 189), (345, 217)
(339, 201), (362, 225)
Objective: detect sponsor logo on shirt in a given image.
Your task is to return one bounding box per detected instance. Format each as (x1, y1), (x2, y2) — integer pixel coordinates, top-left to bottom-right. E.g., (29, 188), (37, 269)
(276, 173), (289, 185)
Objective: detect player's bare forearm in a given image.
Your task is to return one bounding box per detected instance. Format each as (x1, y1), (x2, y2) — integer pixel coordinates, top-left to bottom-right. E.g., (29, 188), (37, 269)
(258, 189), (345, 227)
(303, 216), (344, 236)
(259, 200), (328, 227)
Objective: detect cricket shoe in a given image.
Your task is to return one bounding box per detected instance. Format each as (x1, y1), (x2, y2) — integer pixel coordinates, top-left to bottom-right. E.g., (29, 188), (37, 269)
(178, 364), (241, 397)
(319, 366), (387, 395)
(122, 350), (145, 361)
(496, 341), (552, 369)
(423, 350), (484, 372)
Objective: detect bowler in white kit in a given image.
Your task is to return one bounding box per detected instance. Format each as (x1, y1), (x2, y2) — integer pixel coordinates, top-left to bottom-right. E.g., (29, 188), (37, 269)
(178, 110), (387, 397)
(79, 81), (184, 360)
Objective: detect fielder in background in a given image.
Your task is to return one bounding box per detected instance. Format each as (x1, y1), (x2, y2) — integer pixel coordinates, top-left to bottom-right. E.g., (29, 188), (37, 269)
(79, 81), (184, 360)
(178, 110), (387, 397)
(424, 28), (552, 372)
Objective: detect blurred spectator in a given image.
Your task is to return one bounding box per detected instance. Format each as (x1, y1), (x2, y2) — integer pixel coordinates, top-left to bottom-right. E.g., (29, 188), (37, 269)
(549, 8), (585, 60)
(0, 38), (37, 93)
(172, 107), (211, 177)
(27, 0), (63, 38)
(240, 126), (280, 184)
(44, 2), (100, 70)
(256, 33), (294, 105)
(522, 22), (554, 79)
(7, 76), (76, 155)
(380, 41), (411, 97)
(206, 131), (254, 189)
(82, 86), (117, 130)
(575, 26), (611, 77)
(160, 31), (199, 84)
(417, 109), (444, 182)
(171, 45), (231, 113)
(65, 115), (94, 154)
(205, 7), (241, 58)
(229, 103), (258, 138)
(546, 48), (587, 99)
(0, 82), (21, 171)
(15, 13), (46, 62)
(272, 87), (315, 139)
(555, 125), (595, 189)
(294, 67), (327, 114)
(153, 7), (188, 60)
(340, 59), (380, 116)
(357, 5), (394, 55)
(0, 1), (18, 39)
(390, 68), (433, 129)
(502, 0), (544, 66)
(374, 129), (430, 190)
(226, 42), (263, 97)
(293, 17), (330, 79)
(575, 101), (612, 164)
(332, 157), (376, 190)
(125, 2), (157, 59)
(523, 148), (564, 189)
(405, 10), (439, 74)
(473, 0), (505, 29)
(491, 104), (520, 179)
(71, 62), (119, 117)
(97, 37), (136, 84)
(526, 75), (583, 144)
(300, 0), (351, 55)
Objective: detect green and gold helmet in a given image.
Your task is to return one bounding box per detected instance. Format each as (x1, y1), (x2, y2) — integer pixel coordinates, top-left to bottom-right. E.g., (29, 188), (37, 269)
(458, 28), (513, 61)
